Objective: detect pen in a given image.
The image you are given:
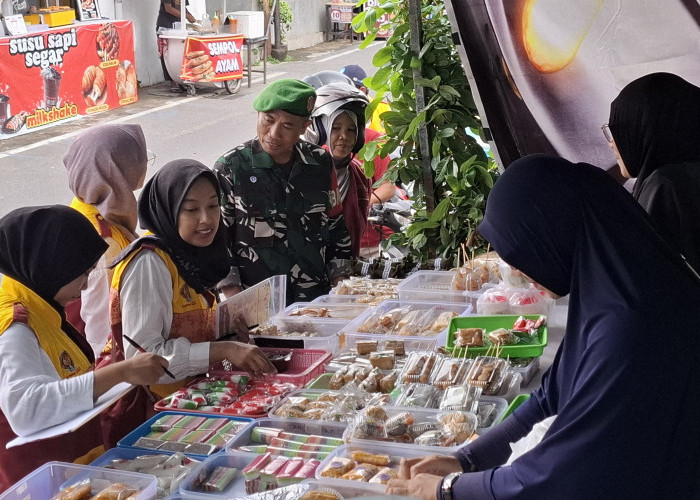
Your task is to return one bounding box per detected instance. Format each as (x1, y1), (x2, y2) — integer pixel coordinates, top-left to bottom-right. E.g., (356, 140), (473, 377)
(122, 334), (176, 379)
(217, 324), (259, 342)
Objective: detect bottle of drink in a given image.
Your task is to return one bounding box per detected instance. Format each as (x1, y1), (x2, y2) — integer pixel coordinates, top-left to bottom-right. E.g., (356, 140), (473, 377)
(212, 11), (220, 33)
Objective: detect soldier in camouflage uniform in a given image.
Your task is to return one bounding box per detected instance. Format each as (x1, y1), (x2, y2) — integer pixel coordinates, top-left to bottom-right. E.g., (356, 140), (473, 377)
(214, 79), (352, 304)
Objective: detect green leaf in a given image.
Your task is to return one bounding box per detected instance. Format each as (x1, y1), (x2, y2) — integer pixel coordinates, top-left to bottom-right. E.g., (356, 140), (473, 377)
(429, 198), (451, 222)
(437, 127), (455, 138)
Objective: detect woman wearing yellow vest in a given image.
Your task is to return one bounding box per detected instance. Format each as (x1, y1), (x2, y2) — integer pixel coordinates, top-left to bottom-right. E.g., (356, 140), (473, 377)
(100, 159), (275, 447)
(63, 124), (150, 356)
(0, 205), (169, 490)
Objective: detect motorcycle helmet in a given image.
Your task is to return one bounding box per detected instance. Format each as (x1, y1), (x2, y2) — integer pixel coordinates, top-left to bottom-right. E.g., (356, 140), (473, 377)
(302, 70), (353, 90)
(304, 82), (370, 155)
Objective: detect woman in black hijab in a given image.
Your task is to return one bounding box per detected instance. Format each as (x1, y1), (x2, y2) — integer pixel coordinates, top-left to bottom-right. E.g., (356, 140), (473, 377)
(608, 72), (700, 274)
(0, 205), (167, 489)
(387, 155), (700, 499)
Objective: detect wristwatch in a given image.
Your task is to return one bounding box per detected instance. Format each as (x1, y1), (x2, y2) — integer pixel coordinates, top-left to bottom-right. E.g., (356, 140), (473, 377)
(441, 472), (463, 500)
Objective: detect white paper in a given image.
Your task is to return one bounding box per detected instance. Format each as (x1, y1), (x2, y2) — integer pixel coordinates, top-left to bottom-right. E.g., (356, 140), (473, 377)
(4, 14), (27, 35)
(6, 382), (134, 448)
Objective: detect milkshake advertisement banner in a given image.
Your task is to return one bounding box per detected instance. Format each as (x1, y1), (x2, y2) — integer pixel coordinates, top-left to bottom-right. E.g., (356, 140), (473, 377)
(179, 34), (244, 83)
(0, 20), (138, 138)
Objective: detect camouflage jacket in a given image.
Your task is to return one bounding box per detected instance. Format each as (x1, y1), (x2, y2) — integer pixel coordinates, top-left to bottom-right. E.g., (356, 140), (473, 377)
(214, 138), (352, 304)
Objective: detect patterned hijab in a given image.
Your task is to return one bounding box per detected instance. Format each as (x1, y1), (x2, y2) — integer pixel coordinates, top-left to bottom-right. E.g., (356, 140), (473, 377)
(608, 72), (700, 198)
(63, 124), (148, 241)
(132, 159), (230, 294)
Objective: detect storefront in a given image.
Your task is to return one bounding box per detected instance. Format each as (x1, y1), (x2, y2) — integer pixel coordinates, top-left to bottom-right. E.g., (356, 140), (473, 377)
(0, 19), (137, 138)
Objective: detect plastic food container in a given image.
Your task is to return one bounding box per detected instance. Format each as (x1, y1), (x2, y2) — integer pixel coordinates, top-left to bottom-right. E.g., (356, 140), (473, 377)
(209, 348), (333, 387)
(340, 300), (471, 354)
(344, 406), (478, 453)
(315, 443), (452, 490)
(250, 319), (345, 354)
(476, 396), (508, 433)
(225, 418), (347, 455)
(311, 294), (372, 304)
(447, 314), (548, 358)
(269, 388), (390, 425)
(117, 411), (252, 459)
(283, 302), (369, 321)
(0, 461), (157, 500)
(397, 270), (486, 306)
(177, 451), (258, 498)
(509, 357), (540, 385)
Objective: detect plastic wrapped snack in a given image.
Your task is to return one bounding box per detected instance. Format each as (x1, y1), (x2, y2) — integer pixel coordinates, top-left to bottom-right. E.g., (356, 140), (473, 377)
(454, 328), (484, 348)
(342, 463), (380, 482)
(378, 371), (398, 393)
(385, 411), (415, 438)
(369, 467), (398, 484)
(414, 429), (444, 447)
(509, 288), (550, 315)
(347, 414), (387, 440)
(438, 411), (478, 445)
(439, 384), (482, 412)
(394, 309), (424, 335)
(383, 339), (406, 356)
(400, 352), (439, 384)
(320, 457), (356, 478)
(369, 351), (395, 370)
(466, 356), (509, 394)
(431, 357), (472, 389)
(358, 307), (407, 334)
(488, 328), (515, 345)
(300, 490), (344, 500)
(393, 383), (441, 408)
(358, 368), (383, 393)
(356, 340), (378, 355)
(430, 310), (458, 333)
(348, 450), (391, 467)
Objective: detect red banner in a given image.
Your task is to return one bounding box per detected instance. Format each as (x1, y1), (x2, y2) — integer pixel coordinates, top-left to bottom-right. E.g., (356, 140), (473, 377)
(180, 34), (244, 83)
(0, 20), (137, 138)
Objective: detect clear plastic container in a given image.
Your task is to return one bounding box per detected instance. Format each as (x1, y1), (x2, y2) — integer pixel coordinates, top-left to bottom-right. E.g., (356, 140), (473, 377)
(476, 396), (509, 433)
(340, 300), (471, 354)
(283, 302), (369, 321)
(509, 357), (540, 385)
(177, 451), (258, 498)
(251, 317), (345, 354)
(0, 462), (157, 500)
(311, 294), (369, 304)
(225, 418), (347, 455)
(216, 275), (286, 339)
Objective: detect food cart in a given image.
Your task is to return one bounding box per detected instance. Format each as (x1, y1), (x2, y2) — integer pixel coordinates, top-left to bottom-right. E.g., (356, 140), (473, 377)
(158, 1), (244, 96)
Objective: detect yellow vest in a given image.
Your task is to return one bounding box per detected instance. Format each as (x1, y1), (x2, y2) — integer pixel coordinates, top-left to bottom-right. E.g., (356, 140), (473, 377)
(0, 277), (91, 378)
(69, 198), (131, 264)
(107, 244), (216, 358)
(369, 101), (391, 135)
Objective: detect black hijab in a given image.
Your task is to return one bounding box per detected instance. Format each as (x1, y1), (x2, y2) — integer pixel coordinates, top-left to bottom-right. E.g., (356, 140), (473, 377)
(0, 205), (107, 362)
(130, 159), (229, 294)
(474, 155), (700, 498)
(608, 72), (700, 197)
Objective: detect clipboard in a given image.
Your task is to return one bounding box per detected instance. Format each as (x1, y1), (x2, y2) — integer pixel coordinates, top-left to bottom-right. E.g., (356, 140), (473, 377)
(6, 382), (133, 448)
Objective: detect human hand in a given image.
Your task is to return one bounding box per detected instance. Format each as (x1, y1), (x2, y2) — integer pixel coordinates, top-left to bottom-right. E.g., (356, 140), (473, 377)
(386, 473), (443, 500)
(121, 352), (170, 385)
(223, 342), (276, 377)
(222, 314), (250, 343)
(185, 50), (214, 82)
(398, 455), (462, 479)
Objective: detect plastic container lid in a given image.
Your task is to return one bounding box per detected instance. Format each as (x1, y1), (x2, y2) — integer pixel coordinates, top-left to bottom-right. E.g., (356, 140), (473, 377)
(176, 451), (257, 498)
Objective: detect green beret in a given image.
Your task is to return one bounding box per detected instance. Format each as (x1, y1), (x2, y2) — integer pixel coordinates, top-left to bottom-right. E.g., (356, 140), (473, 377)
(253, 79), (316, 117)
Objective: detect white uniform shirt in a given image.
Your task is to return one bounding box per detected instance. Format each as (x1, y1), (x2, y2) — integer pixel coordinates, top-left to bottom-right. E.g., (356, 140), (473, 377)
(119, 250), (211, 383)
(0, 323), (94, 437)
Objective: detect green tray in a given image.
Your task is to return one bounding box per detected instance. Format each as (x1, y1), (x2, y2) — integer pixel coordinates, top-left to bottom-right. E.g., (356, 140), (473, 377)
(446, 314), (547, 358)
(305, 372), (333, 390)
(500, 393), (530, 422)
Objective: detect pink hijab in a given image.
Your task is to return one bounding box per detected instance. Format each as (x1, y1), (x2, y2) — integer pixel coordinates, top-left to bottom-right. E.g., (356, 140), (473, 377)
(63, 124), (147, 241)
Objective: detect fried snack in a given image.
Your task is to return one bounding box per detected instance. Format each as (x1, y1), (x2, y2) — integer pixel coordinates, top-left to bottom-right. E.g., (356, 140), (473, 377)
(358, 368), (382, 393)
(455, 327), (484, 348)
(348, 450), (391, 466)
(364, 405), (388, 421)
(356, 340), (378, 355)
(466, 356), (508, 393)
(385, 411), (414, 437)
(320, 457), (356, 478)
(488, 328), (515, 345)
(300, 492), (343, 500)
(90, 483), (139, 499)
(115, 60), (138, 100)
(51, 483), (92, 500)
(369, 351), (395, 370)
(383, 339), (405, 356)
(369, 466), (398, 484)
(2, 111), (30, 135)
(395, 309), (424, 335)
(430, 311), (458, 332)
(378, 371), (397, 393)
(289, 306), (331, 317)
(342, 463), (380, 482)
(96, 23), (120, 61)
(432, 358), (470, 389)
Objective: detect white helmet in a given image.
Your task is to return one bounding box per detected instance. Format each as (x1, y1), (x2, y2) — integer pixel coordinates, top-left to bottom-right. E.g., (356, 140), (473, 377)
(302, 70), (353, 90)
(305, 82), (370, 153)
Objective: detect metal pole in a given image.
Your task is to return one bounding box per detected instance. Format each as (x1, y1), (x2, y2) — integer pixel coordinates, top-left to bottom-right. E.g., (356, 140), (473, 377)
(408, 0), (435, 213)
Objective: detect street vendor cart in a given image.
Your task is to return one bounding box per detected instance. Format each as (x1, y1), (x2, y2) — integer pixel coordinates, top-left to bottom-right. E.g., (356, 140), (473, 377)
(158, 1), (244, 96)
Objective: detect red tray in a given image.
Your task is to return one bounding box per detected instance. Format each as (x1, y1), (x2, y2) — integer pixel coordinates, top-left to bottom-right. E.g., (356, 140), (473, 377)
(208, 347), (332, 387)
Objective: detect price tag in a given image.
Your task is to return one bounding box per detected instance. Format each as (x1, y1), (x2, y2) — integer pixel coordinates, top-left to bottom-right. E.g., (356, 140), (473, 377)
(4, 14), (27, 35)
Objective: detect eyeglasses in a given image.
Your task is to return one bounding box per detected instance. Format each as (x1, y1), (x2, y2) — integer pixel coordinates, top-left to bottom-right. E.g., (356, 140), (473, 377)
(146, 150), (156, 167)
(601, 124), (614, 144)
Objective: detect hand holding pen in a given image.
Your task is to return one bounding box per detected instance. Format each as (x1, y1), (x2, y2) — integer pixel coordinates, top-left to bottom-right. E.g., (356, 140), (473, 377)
(123, 334), (176, 379)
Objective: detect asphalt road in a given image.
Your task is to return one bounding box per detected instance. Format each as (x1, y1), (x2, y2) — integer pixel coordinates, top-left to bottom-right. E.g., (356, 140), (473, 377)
(0, 39), (384, 217)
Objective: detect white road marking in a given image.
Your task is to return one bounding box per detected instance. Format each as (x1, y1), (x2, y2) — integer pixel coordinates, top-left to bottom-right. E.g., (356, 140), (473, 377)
(317, 41), (382, 62)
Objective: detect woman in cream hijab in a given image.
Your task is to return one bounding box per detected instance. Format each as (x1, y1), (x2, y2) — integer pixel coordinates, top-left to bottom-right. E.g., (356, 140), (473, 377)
(63, 124), (150, 355)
